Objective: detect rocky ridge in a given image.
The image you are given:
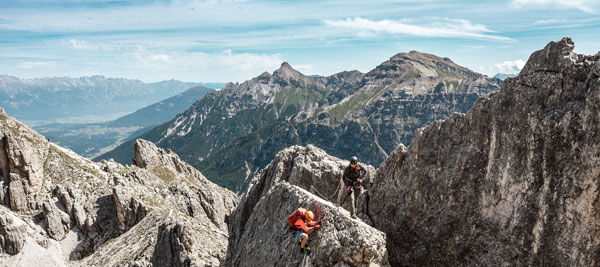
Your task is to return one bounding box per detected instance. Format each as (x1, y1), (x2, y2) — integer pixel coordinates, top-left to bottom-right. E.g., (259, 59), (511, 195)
(226, 145), (387, 266)
(0, 107), (238, 266)
(227, 183), (389, 267)
(0, 107), (391, 267)
(368, 38), (600, 266)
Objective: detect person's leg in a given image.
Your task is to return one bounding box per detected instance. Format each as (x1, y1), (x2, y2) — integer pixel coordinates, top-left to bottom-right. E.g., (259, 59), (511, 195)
(350, 189), (356, 217)
(301, 233), (308, 248)
(354, 185), (364, 215)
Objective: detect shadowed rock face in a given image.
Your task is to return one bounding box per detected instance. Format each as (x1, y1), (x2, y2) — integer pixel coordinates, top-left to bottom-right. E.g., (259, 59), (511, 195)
(369, 38), (600, 266)
(225, 183), (389, 267)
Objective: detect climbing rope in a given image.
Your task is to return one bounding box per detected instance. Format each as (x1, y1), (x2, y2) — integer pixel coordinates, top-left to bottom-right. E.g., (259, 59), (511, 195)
(300, 252), (309, 267)
(310, 176), (343, 203)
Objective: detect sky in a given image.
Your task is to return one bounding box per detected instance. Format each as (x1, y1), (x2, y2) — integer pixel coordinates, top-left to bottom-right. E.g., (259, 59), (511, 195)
(1, 0), (599, 83)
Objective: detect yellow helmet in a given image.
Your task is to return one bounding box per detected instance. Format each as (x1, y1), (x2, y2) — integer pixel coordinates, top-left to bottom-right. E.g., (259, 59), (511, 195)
(305, 210), (314, 221)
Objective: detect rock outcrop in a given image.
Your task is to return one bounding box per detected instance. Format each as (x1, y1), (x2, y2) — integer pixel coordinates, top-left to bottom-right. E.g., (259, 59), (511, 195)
(226, 183), (389, 267)
(0, 108), (49, 212)
(368, 38), (600, 266)
(0, 207), (26, 255)
(0, 109), (239, 266)
(226, 145), (387, 266)
(229, 144), (376, 243)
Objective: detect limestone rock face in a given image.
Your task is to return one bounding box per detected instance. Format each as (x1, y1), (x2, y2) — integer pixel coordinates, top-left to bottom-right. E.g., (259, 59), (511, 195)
(225, 183), (389, 267)
(369, 38), (600, 266)
(112, 185), (148, 231)
(0, 110), (49, 212)
(229, 144), (376, 246)
(0, 108), (239, 266)
(131, 139), (239, 231)
(42, 200), (70, 241)
(0, 208), (26, 255)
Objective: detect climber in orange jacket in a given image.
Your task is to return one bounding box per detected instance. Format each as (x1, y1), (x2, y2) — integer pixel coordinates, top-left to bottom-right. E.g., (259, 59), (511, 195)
(287, 207), (320, 253)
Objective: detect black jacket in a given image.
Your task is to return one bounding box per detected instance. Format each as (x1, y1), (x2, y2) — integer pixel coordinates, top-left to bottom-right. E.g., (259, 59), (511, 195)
(343, 164), (366, 187)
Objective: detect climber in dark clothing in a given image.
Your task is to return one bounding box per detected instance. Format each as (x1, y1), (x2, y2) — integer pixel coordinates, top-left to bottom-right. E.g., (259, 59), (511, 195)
(287, 208), (320, 253)
(340, 156), (367, 218)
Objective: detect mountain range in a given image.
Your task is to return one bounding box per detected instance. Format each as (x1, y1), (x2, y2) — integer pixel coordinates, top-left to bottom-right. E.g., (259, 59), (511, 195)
(0, 75), (225, 125)
(34, 86), (214, 158)
(0, 38), (598, 266)
(98, 51), (502, 191)
(494, 73), (518, 80)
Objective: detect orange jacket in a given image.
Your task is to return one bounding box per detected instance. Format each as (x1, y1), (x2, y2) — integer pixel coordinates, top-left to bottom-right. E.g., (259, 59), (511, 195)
(287, 208), (317, 232)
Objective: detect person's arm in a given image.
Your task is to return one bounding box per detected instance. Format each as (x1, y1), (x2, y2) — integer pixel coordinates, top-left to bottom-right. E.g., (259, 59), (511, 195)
(342, 167), (351, 185)
(359, 164), (367, 177)
(299, 220), (315, 233)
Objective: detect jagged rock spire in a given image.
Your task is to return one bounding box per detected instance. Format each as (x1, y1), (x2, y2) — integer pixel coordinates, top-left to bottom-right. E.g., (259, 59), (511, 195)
(369, 38), (600, 266)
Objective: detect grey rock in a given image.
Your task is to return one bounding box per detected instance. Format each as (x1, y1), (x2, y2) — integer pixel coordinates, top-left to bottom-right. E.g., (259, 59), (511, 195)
(0, 209), (26, 255)
(113, 185), (149, 231)
(42, 200), (70, 240)
(151, 221), (193, 267)
(82, 212), (229, 267)
(231, 144), (375, 232)
(132, 139), (238, 231)
(225, 183), (389, 267)
(8, 175), (27, 211)
(0, 112), (49, 212)
(369, 38), (600, 266)
(0, 112), (238, 266)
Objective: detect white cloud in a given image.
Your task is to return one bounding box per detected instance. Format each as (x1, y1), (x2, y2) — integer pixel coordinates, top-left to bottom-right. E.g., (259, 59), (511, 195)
(17, 61), (59, 69)
(323, 17), (513, 41)
(513, 0), (598, 14)
(131, 49), (285, 81)
(65, 39), (101, 50)
(534, 19), (567, 24)
(495, 59), (526, 74)
(294, 64), (314, 74)
(460, 45), (486, 49)
(149, 54), (171, 62)
(355, 31), (377, 38)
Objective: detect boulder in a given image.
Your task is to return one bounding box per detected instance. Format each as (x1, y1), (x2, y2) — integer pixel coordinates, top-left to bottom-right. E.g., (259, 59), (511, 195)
(42, 200), (70, 241)
(0, 208), (26, 255)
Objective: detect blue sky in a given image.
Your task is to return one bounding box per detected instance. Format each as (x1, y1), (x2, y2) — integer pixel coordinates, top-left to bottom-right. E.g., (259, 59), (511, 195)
(1, 0), (599, 82)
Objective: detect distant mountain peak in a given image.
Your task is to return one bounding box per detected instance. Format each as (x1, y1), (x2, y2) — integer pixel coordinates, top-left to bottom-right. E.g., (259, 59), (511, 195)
(258, 71), (271, 78)
(374, 50), (477, 80)
(273, 62), (303, 80)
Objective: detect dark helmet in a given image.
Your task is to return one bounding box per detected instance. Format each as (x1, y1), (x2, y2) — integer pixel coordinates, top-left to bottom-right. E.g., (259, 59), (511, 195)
(350, 156), (358, 164)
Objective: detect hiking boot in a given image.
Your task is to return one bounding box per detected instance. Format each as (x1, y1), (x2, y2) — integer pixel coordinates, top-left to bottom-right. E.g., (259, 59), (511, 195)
(351, 214), (357, 219)
(301, 246), (311, 254)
